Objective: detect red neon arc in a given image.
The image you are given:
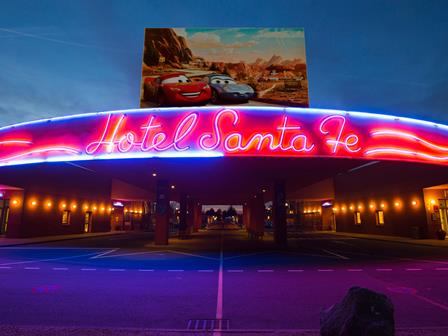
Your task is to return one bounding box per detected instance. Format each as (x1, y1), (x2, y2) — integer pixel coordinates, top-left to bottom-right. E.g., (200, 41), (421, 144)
(1, 107), (448, 166)
(371, 129), (448, 152)
(364, 128), (448, 161)
(0, 140), (32, 145)
(0, 147), (80, 163)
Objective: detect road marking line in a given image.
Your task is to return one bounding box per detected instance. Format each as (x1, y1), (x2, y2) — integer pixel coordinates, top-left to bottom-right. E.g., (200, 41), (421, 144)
(81, 268), (96, 271)
(347, 269), (363, 272)
(109, 268), (125, 271)
(406, 268), (422, 271)
(227, 269), (243, 273)
(214, 232), (224, 336)
(287, 269), (304, 272)
(224, 251), (272, 260)
(138, 269), (154, 272)
(318, 269), (334, 272)
(257, 269), (274, 272)
(24, 267), (40, 270)
(90, 248), (119, 259)
(0, 251), (104, 266)
(436, 268), (448, 271)
(198, 270), (214, 272)
(167, 270), (184, 272)
(414, 293), (448, 312)
(165, 249), (218, 261)
(94, 250), (162, 259)
(0, 266), (12, 269)
(376, 268), (392, 271)
(52, 267), (68, 271)
(323, 249), (350, 260)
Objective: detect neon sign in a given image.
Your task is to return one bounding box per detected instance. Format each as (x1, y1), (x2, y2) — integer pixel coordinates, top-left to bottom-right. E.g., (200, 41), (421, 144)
(1, 106), (448, 167)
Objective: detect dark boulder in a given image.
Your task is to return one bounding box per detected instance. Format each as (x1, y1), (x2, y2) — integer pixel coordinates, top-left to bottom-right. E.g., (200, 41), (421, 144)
(320, 287), (394, 336)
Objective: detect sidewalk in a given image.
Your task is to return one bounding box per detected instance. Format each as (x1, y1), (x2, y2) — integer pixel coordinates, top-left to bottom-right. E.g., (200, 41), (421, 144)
(0, 231), (127, 247)
(322, 231), (448, 248)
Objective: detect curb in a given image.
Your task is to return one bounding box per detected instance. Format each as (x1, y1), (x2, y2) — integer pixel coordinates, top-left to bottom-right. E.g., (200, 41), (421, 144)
(327, 232), (447, 248)
(0, 232), (128, 248)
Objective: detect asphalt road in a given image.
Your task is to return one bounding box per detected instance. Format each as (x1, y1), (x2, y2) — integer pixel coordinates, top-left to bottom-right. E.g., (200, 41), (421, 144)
(1, 229), (448, 334)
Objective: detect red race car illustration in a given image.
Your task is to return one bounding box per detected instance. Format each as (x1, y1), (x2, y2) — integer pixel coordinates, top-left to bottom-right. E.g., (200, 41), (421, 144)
(143, 72), (211, 106)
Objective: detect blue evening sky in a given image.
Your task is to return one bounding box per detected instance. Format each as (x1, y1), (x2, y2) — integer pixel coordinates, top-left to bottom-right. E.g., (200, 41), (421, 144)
(0, 0), (447, 126)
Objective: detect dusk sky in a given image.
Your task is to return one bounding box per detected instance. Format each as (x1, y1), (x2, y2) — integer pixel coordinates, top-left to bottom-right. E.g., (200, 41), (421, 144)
(0, 0), (447, 126)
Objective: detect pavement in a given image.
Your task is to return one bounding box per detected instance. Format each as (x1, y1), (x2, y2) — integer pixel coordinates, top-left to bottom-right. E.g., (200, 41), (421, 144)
(1, 229), (448, 335)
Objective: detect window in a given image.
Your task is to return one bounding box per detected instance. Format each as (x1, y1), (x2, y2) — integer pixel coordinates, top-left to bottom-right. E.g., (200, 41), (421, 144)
(354, 211), (362, 225)
(376, 210), (385, 226)
(62, 210), (71, 225)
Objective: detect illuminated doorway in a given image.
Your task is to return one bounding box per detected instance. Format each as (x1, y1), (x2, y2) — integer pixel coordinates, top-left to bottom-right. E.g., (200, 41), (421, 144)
(84, 211), (92, 233)
(0, 199), (10, 234)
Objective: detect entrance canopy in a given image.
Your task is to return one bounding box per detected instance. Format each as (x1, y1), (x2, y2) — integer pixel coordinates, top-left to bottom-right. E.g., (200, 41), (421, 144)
(1, 106), (448, 167)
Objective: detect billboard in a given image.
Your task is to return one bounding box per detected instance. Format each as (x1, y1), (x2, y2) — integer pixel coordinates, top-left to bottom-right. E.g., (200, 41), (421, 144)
(140, 28), (308, 108)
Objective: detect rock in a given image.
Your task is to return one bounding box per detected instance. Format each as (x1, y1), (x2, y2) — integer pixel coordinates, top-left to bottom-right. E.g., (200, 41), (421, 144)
(143, 28), (193, 68)
(320, 287), (395, 336)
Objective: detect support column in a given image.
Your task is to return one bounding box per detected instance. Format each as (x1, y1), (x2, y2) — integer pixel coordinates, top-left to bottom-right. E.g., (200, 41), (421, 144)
(186, 197), (195, 234)
(193, 202), (202, 232)
(179, 193), (188, 237)
(247, 194), (265, 239)
(243, 203), (249, 230)
(273, 180), (287, 246)
(155, 180), (169, 245)
(253, 193), (265, 236)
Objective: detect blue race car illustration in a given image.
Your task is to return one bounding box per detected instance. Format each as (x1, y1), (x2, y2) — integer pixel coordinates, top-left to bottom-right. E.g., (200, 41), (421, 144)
(202, 74), (255, 103)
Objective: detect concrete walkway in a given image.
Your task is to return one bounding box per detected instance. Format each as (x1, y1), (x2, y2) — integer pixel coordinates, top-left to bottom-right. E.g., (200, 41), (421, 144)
(322, 231), (448, 247)
(0, 231), (126, 247)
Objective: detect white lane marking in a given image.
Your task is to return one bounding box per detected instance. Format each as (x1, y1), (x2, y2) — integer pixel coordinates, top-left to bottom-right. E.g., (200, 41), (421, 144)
(347, 269), (363, 272)
(81, 268), (96, 271)
(167, 270), (184, 272)
(0, 266), (12, 269)
(198, 270), (214, 272)
(376, 268), (392, 272)
(24, 267), (40, 270)
(287, 269), (304, 272)
(52, 267), (68, 271)
(436, 268), (448, 271)
(257, 269), (274, 273)
(227, 269), (243, 273)
(214, 232), (224, 336)
(138, 269), (154, 272)
(318, 269), (334, 272)
(0, 251), (105, 266)
(94, 250), (162, 259)
(109, 268), (125, 272)
(90, 248), (119, 259)
(414, 293), (448, 312)
(165, 249), (218, 261)
(406, 268), (422, 271)
(322, 249), (350, 260)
